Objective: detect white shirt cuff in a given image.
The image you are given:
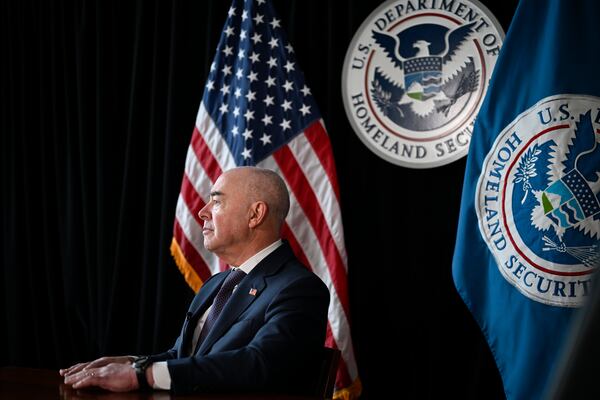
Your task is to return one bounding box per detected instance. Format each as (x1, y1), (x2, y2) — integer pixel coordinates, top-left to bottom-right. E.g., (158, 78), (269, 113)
(151, 361), (172, 390)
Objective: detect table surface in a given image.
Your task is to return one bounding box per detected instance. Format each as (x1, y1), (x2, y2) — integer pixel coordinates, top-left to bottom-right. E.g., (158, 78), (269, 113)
(0, 367), (320, 399)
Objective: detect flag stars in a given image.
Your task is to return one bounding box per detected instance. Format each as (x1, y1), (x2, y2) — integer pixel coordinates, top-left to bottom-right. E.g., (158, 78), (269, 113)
(247, 71), (259, 82)
(265, 76), (276, 87)
(242, 128), (253, 140)
(224, 26), (235, 37)
(206, 2), (321, 167)
(264, 95), (275, 106)
(253, 13), (264, 25)
(222, 45), (233, 56)
(251, 32), (262, 44)
(220, 84), (230, 95)
(245, 90), (256, 102)
(244, 109), (255, 121)
(283, 80), (294, 92)
(284, 61), (295, 73)
(241, 147), (252, 159)
(280, 118), (291, 131)
(300, 104), (311, 116)
(270, 17), (281, 29)
(261, 114), (273, 126)
(249, 52), (260, 63)
(260, 133), (272, 145)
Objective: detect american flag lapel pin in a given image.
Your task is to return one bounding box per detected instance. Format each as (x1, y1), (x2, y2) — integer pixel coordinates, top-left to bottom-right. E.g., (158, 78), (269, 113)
(249, 288), (258, 296)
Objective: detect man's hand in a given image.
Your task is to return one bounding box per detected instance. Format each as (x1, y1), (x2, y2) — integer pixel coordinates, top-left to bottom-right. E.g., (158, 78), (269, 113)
(59, 356), (134, 377)
(62, 362), (139, 392)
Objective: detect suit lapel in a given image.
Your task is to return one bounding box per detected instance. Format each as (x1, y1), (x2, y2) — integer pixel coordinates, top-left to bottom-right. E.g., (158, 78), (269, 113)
(196, 242), (295, 355)
(178, 273), (228, 358)
(197, 274), (265, 354)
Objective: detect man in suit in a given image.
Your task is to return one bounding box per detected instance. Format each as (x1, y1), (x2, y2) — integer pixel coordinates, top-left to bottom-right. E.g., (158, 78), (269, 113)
(60, 166), (330, 394)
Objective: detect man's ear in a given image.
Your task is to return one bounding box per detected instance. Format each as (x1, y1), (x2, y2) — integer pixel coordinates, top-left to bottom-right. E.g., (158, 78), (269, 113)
(248, 201), (268, 228)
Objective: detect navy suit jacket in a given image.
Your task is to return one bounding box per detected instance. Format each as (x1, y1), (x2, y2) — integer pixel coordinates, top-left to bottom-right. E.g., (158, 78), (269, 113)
(148, 242), (330, 394)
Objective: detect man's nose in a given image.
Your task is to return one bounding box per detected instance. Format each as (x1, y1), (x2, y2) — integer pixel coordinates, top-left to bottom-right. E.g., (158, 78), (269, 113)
(198, 204), (210, 220)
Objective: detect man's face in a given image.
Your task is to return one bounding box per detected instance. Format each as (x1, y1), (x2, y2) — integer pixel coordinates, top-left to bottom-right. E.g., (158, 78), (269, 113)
(198, 170), (250, 257)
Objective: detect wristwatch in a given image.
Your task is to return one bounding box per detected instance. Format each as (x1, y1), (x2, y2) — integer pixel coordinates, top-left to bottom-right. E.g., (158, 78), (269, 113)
(131, 356), (152, 391)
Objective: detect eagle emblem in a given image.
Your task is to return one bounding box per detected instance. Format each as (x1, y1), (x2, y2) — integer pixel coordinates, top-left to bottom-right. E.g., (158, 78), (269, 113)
(521, 110), (600, 268)
(371, 21), (480, 130)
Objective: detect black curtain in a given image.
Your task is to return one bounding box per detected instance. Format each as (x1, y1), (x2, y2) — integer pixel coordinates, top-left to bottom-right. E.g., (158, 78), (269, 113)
(1, 0), (518, 398)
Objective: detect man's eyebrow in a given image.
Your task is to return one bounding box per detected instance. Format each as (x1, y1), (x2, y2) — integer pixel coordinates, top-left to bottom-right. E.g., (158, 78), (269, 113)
(210, 191), (223, 198)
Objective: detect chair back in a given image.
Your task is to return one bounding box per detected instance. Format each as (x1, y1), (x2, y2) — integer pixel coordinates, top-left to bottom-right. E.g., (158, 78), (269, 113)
(315, 347), (341, 399)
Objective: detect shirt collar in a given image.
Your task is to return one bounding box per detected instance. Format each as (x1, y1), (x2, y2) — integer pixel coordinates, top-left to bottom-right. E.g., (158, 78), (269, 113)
(234, 240), (282, 275)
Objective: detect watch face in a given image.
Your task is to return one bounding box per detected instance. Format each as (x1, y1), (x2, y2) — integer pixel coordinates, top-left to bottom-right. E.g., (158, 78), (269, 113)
(134, 356), (150, 368)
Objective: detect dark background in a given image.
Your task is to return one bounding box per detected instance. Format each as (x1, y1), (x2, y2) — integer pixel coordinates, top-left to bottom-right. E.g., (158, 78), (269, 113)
(1, 0), (519, 398)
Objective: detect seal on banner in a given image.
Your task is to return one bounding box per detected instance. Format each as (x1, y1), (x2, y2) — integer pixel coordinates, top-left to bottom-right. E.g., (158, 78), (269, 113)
(476, 95), (600, 307)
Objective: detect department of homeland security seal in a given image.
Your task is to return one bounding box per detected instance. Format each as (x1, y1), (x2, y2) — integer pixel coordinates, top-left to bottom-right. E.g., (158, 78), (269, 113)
(477, 95), (600, 307)
(342, 0), (504, 168)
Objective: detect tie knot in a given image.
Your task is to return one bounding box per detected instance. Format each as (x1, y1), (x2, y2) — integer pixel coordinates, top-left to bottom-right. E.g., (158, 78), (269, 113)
(221, 268), (247, 292)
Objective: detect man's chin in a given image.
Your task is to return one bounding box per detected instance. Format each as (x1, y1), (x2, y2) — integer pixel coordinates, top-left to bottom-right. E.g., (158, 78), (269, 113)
(203, 239), (217, 252)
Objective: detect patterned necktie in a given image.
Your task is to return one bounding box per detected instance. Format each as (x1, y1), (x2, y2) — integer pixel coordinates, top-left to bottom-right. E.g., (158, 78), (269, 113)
(197, 268), (247, 347)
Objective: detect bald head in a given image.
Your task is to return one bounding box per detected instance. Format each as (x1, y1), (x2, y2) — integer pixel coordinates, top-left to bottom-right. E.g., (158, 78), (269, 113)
(198, 166), (289, 263)
(227, 167), (290, 229)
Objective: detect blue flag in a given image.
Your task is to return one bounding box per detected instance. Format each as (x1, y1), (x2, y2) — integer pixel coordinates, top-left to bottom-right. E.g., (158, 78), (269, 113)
(452, 1), (600, 399)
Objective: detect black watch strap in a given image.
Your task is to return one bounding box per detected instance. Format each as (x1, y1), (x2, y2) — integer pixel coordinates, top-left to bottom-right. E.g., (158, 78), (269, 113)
(132, 356), (152, 391)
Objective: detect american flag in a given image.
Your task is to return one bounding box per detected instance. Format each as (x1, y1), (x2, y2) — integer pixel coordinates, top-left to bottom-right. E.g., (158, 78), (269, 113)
(170, 0), (360, 397)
